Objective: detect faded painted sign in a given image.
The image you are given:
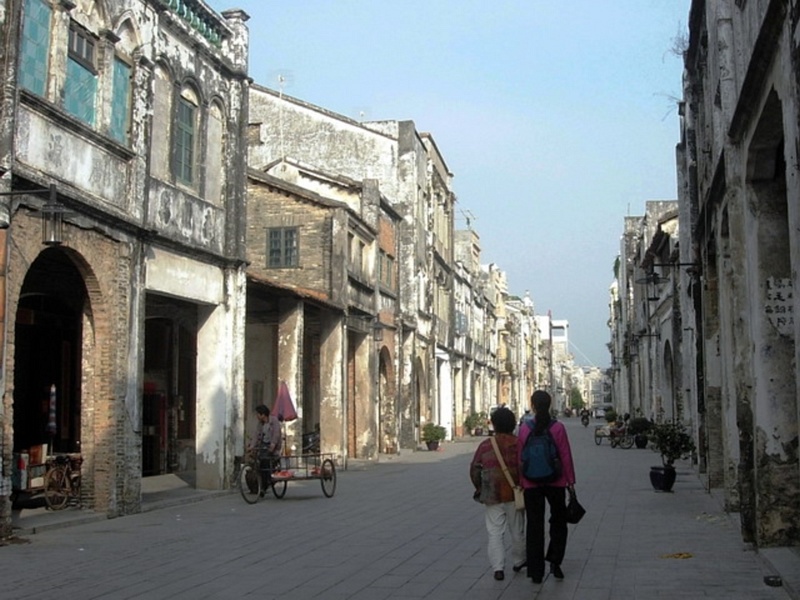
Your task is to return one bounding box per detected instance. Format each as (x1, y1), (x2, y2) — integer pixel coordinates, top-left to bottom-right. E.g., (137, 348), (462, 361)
(765, 277), (793, 336)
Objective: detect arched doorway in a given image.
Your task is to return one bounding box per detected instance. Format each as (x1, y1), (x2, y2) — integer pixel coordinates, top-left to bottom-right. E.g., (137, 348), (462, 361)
(378, 346), (396, 453)
(13, 248), (85, 456)
(662, 340), (675, 420)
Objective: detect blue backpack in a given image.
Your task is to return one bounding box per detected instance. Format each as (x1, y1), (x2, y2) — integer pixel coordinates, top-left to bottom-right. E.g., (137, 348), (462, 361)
(521, 420), (562, 483)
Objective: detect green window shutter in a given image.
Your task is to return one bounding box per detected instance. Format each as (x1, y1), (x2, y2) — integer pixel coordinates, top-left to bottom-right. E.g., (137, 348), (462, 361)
(175, 98), (195, 184)
(64, 58), (96, 124)
(20, 0), (51, 95)
(110, 58), (131, 143)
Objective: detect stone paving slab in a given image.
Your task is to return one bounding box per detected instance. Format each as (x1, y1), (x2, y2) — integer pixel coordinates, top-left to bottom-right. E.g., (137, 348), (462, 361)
(2, 420), (798, 600)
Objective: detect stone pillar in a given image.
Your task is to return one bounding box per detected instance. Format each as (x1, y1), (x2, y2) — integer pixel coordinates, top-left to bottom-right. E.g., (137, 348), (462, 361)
(196, 303), (229, 489)
(319, 312), (344, 459)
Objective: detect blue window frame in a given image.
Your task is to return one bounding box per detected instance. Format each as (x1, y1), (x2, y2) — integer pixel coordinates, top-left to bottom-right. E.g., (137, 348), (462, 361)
(110, 57), (131, 143)
(64, 23), (96, 125)
(20, 0), (51, 95)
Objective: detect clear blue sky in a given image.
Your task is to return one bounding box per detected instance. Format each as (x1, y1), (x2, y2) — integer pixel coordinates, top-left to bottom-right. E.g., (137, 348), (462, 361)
(207, 0), (690, 368)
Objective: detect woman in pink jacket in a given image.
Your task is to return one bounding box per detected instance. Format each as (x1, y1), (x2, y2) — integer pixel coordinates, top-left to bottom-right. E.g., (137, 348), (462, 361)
(517, 390), (576, 584)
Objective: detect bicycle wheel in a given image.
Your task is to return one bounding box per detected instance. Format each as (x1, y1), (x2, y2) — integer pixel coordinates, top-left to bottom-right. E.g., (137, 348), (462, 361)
(320, 458), (336, 498)
(44, 466), (69, 510)
(271, 479), (287, 499)
(239, 464), (262, 504)
(594, 431), (603, 446)
(619, 434), (634, 450)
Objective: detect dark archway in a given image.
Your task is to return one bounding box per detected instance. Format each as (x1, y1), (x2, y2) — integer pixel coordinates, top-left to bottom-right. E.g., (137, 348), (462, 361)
(13, 248), (86, 455)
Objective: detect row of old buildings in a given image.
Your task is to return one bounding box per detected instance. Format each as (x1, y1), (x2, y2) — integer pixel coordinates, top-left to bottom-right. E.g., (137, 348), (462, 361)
(0, 0), (602, 537)
(609, 0), (799, 550)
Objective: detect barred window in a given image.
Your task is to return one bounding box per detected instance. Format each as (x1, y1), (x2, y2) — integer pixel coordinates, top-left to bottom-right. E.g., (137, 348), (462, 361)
(379, 251), (395, 289)
(268, 227), (299, 268)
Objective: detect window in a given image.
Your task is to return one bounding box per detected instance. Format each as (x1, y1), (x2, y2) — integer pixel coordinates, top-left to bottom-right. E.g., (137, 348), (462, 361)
(20, 0), (51, 96)
(174, 95), (197, 184)
(379, 251), (395, 289)
(268, 227), (299, 268)
(64, 23), (97, 124)
(109, 57), (131, 143)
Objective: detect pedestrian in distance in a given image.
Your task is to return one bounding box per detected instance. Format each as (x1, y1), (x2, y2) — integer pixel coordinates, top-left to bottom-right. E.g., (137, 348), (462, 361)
(469, 406), (526, 582)
(518, 389), (576, 584)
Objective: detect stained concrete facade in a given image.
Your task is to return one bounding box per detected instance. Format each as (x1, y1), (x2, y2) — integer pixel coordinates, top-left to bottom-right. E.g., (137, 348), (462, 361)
(247, 86), (446, 452)
(612, 0), (800, 550)
(676, 0), (800, 548)
(0, 0), (249, 538)
(243, 159), (401, 463)
(611, 201), (681, 424)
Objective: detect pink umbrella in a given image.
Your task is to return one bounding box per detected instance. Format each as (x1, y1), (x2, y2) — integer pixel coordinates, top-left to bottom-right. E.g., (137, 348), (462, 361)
(272, 381), (297, 457)
(272, 381), (298, 422)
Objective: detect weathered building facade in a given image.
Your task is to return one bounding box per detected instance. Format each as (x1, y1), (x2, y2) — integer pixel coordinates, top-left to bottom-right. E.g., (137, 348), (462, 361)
(243, 158), (400, 463)
(612, 0), (800, 550)
(611, 201), (680, 423)
(677, 0), (799, 547)
(0, 0), (250, 537)
(247, 85), (449, 453)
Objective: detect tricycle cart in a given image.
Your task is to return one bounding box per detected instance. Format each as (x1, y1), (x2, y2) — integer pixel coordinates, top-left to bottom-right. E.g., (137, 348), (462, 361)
(594, 425), (609, 445)
(594, 424), (634, 449)
(239, 451), (337, 504)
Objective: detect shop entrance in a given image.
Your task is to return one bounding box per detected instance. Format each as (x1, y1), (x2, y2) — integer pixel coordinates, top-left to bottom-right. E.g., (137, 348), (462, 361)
(13, 248), (84, 457)
(143, 294), (197, 478)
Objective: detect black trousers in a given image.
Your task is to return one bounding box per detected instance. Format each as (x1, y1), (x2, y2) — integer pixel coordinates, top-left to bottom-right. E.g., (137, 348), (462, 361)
(524, 485), (568, 580)
(258, 454), (279, 485)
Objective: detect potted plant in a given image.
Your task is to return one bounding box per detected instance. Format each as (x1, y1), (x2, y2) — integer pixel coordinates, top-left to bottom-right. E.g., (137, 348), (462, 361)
(463, 411), (487, 436)
(422, 422), (447, 450)
(649, 421), (696, 491)
(628, 417), (654, 449)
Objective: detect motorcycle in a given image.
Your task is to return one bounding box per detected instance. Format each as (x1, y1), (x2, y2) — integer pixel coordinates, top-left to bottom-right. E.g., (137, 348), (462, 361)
(580, 414), (590, 427)
(302, 431), (320, 454)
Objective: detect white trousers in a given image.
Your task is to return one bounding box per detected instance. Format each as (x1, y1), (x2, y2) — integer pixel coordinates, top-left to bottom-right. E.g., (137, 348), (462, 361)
(484, 501), (526, 572)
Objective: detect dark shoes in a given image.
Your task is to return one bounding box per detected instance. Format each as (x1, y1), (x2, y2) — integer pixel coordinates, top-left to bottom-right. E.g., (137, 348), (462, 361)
(493, 570), (504, 581)
(530, 562), (563, 583)
(550, 563), (564, 580)
(512, 561), (527, 573)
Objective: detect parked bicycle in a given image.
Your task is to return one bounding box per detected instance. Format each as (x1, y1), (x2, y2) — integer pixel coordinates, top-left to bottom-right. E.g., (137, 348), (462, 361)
(44, 454), (82, 510)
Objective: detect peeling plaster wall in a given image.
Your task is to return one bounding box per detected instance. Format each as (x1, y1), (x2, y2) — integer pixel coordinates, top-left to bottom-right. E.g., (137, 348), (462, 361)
(0, 0), (250, 535)
(681, 0), (800, 547)
(248, 87), (437, 448)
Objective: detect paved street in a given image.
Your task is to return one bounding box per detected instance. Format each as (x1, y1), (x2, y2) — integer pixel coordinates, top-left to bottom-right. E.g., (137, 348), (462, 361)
(3, 418), (798, 600)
